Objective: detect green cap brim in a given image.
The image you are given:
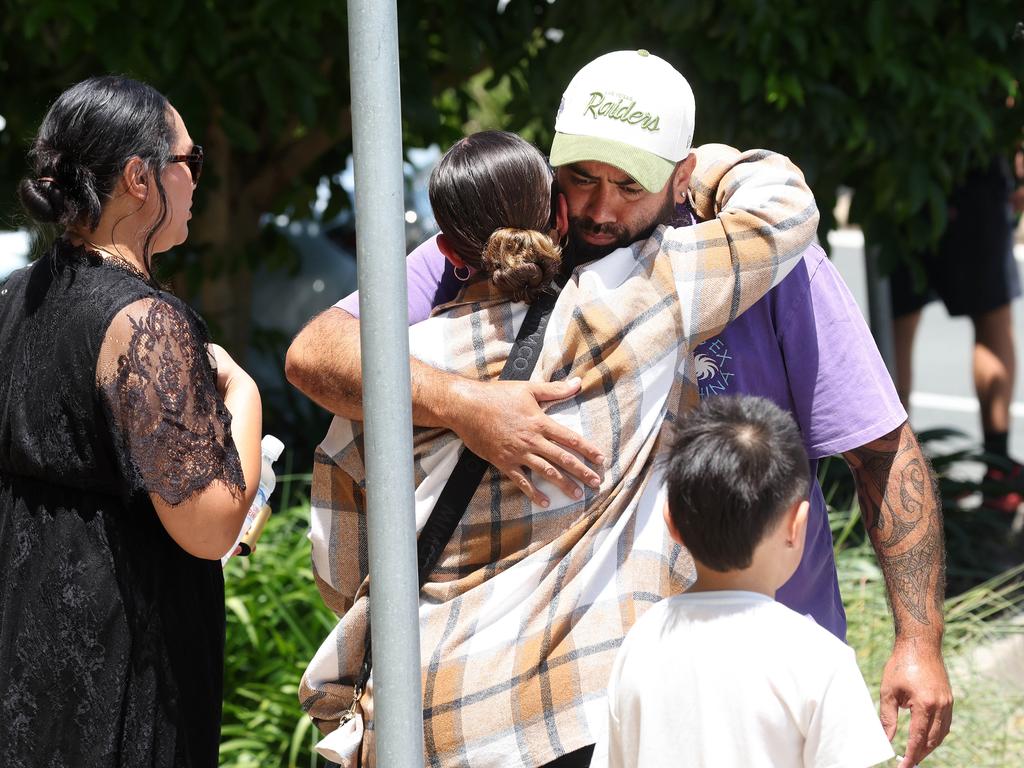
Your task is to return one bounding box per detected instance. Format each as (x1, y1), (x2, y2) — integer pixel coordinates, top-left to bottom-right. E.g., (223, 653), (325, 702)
(549, 133), (675, 193)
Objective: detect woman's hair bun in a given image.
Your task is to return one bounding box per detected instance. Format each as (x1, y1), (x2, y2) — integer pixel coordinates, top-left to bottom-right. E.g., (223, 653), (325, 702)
(481, 228), (562, 303)
(17, 155), (101, 230)
(17, 76), (169, 235)
(17, 176), (66, 224)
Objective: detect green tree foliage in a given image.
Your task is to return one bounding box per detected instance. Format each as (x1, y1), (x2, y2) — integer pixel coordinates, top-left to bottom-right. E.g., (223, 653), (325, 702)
(0, 0), (539, 350)
(1, 0), (1022, 345)
(501, 1), (1024, 263)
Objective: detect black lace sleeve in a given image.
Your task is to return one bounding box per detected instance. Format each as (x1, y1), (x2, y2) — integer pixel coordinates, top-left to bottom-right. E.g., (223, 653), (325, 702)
(98, 296), (246, 505)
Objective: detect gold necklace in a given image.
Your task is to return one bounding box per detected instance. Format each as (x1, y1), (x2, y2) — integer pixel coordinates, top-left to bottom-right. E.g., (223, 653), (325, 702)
(79, 238), (149, 281)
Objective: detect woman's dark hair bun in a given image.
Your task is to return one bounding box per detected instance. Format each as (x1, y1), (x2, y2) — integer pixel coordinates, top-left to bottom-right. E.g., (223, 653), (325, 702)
(17, 176), (66, 224)
(18, 153), (102, 229)
(481, 227), (561, 303)
(429, 131), (561, 302)
(17, 75), (172, 247)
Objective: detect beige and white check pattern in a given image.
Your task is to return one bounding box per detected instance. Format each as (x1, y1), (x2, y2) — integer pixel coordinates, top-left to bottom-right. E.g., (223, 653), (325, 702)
(299, 144), (820, 767)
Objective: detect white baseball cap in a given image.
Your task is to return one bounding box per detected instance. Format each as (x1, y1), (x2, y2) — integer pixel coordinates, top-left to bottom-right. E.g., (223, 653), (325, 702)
(549, 49), (695, 193)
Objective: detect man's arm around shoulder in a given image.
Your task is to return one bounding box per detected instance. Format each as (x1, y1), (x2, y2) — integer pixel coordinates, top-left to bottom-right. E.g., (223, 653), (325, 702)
(285, 307), (605, 505)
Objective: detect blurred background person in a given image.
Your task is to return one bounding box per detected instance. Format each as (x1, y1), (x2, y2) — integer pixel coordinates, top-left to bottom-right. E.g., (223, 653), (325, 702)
(890, 153), (1023, 512)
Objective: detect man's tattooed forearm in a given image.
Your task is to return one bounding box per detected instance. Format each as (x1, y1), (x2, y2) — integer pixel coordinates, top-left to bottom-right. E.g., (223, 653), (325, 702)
(885, 456), (926, 548)
(846, 430), (908, 533)
(881, 523), (942, 630)
(844, 424), (945, 631)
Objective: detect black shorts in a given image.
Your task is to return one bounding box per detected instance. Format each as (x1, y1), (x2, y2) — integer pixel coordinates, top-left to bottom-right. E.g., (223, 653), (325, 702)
(889, 158), (1020, 318)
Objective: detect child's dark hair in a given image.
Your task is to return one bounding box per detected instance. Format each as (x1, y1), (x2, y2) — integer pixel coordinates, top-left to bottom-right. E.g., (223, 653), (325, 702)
(429, 130), (561, 302)
(17, 75), (175, 274)
(662, 395), (809, 571)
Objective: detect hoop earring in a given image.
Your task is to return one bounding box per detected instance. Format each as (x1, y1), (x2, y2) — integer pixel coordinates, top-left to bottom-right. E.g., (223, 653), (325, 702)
(453, 265), (471, 282)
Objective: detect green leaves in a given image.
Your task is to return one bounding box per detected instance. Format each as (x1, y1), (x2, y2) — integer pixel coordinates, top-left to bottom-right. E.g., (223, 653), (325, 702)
(2, 0), (1022, 334)
(220, 476), (337, 768)
(501, 0), (1024, 256)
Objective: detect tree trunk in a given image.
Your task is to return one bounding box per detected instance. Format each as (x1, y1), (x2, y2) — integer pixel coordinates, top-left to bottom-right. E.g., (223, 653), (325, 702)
(185, 109), (354, 362)
(195, 119), (255, 361)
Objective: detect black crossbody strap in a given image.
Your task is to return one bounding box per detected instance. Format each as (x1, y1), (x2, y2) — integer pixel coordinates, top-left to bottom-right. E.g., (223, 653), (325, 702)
(353, 280), (564, 695)
(415, 284), (560, 584)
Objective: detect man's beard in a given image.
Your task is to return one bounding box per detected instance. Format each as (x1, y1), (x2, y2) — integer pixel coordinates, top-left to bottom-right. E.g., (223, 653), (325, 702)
(566, 187), (677, 264)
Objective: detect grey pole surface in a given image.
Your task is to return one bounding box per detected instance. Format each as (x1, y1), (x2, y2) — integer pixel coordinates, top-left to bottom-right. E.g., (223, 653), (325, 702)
(864, 244), (897, 380)
(347, 1), (425, 765)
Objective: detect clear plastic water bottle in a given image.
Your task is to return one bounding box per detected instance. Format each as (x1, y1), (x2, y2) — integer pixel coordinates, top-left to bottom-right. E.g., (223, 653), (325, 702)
(221, 435), (285, 564)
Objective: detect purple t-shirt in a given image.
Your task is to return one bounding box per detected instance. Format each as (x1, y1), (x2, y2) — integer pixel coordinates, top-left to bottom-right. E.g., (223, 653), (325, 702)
(336, 238), (906, 641)
(337, 235), (455, 322)
(691, 248), (906, 639)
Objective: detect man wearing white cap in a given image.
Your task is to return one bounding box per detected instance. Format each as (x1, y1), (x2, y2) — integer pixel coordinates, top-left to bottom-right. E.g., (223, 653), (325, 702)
(549, 49), (697, 264)
(288, 50), (951, 768)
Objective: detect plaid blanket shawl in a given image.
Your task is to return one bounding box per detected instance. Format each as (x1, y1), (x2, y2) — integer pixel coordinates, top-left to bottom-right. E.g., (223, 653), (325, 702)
(300, 144), (820, 768)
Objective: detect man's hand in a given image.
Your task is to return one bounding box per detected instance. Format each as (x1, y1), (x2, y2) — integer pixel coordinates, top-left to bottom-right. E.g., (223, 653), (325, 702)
(445, 376), (605, 507)
(287, 308), (605, 503)
(844, 422), (953, 766)
(880, 639), (953, 768)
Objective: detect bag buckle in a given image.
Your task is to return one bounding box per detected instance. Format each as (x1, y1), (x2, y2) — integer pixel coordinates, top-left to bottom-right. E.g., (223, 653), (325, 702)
(339, 708), (357, 727)
(339, 682), (364, 726)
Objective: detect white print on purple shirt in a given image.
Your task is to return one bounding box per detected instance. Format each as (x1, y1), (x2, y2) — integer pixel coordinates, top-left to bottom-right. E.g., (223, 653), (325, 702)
(695, 337), (735, 398)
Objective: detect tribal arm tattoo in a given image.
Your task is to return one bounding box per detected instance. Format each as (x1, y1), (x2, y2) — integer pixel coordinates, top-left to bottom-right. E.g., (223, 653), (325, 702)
(843, 422), (946, 642)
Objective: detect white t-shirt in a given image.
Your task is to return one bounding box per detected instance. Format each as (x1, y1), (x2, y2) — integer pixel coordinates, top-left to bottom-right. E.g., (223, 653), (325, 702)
(606, 591), (895, 768)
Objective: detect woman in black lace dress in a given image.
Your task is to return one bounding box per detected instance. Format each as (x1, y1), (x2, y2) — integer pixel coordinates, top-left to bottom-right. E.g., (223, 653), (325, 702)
(0, 77), (262, 766)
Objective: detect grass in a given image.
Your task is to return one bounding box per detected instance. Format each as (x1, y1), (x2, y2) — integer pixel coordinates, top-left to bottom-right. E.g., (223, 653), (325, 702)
(838, 514), (1024, 766)
(220, 473), (335, 768)
(220, 469), (1024, 768)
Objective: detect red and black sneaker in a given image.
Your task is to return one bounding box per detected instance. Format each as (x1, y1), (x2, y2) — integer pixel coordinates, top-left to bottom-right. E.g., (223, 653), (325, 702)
(981, 463), (1024, 514)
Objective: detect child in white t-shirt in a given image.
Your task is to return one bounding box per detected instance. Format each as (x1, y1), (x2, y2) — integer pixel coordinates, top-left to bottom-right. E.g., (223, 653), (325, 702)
(606, 395), (895, 768)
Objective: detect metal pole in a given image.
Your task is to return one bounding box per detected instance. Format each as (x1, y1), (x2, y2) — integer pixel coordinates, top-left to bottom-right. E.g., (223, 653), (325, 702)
(864, 243), (897, 380)
(347, 1), (424, 766)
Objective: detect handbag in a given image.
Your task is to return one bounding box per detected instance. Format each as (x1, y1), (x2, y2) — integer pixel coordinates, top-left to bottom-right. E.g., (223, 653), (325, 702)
(316, 276), (567, 767)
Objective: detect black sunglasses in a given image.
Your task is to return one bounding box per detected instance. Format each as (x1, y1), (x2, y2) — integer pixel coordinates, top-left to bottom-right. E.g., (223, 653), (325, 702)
(168, 144), (203, 186)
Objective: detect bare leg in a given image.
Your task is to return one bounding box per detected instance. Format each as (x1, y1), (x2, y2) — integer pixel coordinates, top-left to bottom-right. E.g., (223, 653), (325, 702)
(893, 310), (923, 411)
(973, 303), (1015, 436)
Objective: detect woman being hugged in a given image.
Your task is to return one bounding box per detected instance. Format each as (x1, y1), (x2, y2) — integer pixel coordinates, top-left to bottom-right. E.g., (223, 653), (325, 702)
(0, 76), (262, 767)
(301, 131), (818, 767)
